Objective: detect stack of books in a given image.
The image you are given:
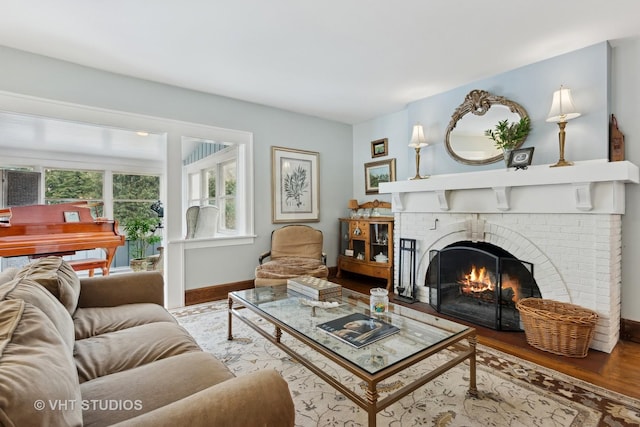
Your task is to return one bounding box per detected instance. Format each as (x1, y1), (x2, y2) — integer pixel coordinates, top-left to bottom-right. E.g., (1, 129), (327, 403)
(287, 276), (342, 301)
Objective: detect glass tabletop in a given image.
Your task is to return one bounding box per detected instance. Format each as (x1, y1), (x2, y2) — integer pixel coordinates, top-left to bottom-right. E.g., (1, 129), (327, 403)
(230, 285), (471, 374)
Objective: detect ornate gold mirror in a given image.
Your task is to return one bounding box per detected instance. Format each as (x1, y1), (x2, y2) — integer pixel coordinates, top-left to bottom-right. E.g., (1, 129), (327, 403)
(445, 90), (529, 165)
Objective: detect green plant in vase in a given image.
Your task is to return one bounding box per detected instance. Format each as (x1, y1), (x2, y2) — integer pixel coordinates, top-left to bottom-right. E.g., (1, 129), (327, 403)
(485, 116), (531, 164)
(123, 217), (162, 271)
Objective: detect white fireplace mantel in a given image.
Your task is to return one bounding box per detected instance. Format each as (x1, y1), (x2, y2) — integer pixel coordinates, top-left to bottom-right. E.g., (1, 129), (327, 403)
(379, 159), (639, 214)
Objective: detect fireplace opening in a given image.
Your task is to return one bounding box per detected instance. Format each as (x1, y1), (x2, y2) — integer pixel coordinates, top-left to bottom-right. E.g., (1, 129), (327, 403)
(425, 241), (541, 331)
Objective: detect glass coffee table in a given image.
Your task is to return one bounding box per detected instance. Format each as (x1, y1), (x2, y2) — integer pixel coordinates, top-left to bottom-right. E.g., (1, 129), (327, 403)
(228, 286), (477, 427)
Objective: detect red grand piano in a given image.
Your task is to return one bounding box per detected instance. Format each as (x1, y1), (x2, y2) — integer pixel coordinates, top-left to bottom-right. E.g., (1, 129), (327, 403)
(0, 201), (125, 276)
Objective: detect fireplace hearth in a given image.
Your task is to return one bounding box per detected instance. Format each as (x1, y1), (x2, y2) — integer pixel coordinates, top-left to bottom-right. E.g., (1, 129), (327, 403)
(426, 241), (540, 330)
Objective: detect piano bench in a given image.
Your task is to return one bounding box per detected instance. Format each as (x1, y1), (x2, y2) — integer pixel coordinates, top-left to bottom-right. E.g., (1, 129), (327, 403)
(68, 258), (108, 277)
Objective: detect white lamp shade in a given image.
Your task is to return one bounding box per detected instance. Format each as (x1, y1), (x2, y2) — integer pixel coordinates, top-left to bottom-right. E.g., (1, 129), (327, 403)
(409, 123), (428, 148)
(546, 86), (581, 123)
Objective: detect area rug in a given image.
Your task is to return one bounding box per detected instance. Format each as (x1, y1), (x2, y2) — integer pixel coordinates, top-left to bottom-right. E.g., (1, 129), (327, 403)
(172, 302), (640, 426)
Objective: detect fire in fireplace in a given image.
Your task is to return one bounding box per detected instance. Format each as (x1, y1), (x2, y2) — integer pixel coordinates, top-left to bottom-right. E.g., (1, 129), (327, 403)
(426, 241), (540, 330)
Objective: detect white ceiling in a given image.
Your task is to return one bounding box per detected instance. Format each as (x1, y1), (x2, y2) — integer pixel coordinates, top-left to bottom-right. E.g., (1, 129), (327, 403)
(0, 111), (166, 161)
(2, 1), (640, 126)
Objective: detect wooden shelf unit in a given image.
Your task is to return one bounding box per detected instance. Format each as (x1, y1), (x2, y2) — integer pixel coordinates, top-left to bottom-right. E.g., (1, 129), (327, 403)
(337, 216), (394, 290)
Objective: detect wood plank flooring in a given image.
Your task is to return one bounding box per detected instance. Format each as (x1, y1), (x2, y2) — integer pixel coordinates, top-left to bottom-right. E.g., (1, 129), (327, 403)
(331, 273), (640, 400)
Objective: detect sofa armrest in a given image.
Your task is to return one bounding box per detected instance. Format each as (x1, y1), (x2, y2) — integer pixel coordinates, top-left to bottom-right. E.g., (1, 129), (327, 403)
(112, 370), (295, 427)
(77, 271), (164, 308)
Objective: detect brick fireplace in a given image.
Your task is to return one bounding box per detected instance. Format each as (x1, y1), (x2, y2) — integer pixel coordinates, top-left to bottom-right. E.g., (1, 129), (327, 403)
(380, 159), (638, 353)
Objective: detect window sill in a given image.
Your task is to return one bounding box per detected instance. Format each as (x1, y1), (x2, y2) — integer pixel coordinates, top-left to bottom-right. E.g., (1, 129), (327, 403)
(168, 234), (257, 250)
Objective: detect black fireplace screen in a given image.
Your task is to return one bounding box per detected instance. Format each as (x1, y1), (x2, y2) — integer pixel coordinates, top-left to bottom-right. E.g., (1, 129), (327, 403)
(426, 241), (540, 331)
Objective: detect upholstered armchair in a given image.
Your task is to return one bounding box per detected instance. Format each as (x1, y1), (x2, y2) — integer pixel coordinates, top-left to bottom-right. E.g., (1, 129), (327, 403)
(185, 205), (219, 239)
(254, 225), (329, 286)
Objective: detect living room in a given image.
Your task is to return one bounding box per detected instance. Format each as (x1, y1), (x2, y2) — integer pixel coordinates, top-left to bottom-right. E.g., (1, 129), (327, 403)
(1, 3), (640, 425)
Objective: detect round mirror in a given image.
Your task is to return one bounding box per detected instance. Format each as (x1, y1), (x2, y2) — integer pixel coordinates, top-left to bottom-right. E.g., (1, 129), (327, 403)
(445, 90), (529, 165)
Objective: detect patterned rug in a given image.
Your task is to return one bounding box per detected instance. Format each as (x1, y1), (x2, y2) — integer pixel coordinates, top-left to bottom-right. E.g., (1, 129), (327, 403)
(172, 302), (640, 426)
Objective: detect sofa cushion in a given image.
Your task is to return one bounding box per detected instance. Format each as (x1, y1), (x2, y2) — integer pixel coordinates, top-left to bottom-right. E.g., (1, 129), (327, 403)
(80, 351), (234, 427)
(16, 256), (80, 315)
(0, 299), (82, 427)
(0, 267), (17, 286)
(0, 276), (75, 353)
(73, 303), (177, 340)
(75, 322), (201, 383)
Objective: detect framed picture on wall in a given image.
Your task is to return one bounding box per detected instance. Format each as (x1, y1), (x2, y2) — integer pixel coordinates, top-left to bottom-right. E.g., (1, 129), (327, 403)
(370, 138), (388, 158)
(271, 146), (320, 223)
(364, 158), (396, 194)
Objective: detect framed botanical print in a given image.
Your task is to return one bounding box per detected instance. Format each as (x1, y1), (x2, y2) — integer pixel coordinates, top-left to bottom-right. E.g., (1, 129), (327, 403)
(364, 158), (396, 194)
(271, 146), (320, 223)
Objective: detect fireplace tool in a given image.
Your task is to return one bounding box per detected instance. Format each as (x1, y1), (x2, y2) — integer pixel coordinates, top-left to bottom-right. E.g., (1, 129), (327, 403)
(395, 238), (417, 303)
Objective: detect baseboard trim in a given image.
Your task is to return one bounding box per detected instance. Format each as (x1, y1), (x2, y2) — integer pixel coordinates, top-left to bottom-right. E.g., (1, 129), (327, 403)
(620, 318), (640, 344)
(185, 280), (254, 306)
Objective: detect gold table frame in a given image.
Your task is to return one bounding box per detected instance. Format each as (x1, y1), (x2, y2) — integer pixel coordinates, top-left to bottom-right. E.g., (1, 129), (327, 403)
(228, 289), (477, 427)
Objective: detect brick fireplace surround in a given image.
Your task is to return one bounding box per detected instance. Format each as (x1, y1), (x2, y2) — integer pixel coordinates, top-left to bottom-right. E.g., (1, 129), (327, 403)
(380, 159), (639, 353)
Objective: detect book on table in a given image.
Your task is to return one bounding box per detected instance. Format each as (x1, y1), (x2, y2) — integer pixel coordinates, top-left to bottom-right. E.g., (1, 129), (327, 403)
(317, 312), (400, 348)
(287, 276), (342, 300)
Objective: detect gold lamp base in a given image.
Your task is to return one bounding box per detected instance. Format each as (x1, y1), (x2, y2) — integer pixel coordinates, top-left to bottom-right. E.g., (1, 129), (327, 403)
(550, 121), (573, 168)
(550, 159), (573, 168)
(410, 147), (429, 180)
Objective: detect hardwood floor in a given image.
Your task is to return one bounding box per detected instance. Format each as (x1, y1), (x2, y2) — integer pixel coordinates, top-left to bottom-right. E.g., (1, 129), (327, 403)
(331, 272), (640, 401)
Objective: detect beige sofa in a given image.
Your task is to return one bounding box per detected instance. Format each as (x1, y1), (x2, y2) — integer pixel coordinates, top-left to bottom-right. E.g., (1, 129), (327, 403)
(0, 257), (295, 427)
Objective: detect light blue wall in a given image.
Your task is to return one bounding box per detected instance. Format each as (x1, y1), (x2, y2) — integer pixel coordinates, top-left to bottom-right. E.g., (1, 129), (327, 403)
(352, 109), (408, 202)
(0, 45), (353, 290)
(354, 42), (610, 181)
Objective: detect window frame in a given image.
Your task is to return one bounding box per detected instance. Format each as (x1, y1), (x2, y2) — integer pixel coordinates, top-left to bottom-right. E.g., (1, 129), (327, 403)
(183, 143), (240, 236)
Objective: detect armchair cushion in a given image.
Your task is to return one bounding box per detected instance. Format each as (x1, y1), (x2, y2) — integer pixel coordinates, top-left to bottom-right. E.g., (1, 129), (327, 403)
(255, 256), (328, 280)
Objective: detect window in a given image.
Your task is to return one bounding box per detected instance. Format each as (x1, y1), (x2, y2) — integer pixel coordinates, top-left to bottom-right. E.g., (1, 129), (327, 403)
(45, 169), (103, 206)
(220, 159), (236, 230)
(183, 139), (238, 233)
(113, 173), (161, 227)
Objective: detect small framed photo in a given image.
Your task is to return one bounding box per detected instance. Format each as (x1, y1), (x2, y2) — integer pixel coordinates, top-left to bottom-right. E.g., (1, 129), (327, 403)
(507, 147), (535, 170)
(365, 158), (396, 194)
(370, 138), (388, 158)
(63, 211), (80, 222)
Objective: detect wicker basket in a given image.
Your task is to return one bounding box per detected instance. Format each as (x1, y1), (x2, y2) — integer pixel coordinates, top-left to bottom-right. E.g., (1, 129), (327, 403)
(516, 298), (598, 358)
